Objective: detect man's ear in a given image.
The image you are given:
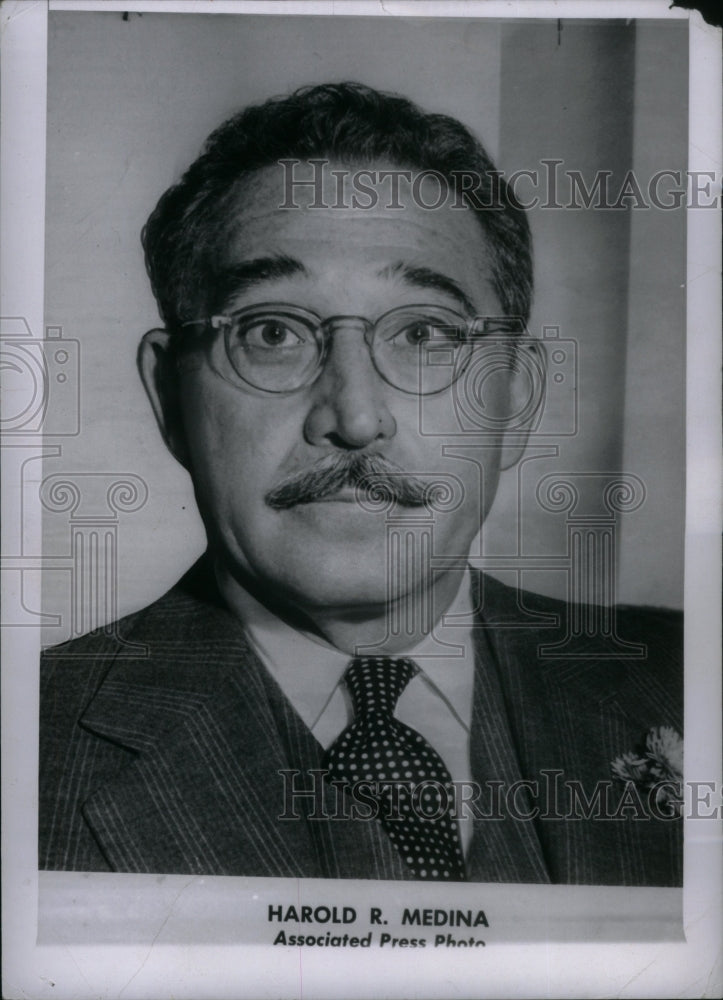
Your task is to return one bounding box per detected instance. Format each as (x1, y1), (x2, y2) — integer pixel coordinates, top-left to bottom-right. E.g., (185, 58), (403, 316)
(137, 329), (189, 468)
(499, 338), (546, 471)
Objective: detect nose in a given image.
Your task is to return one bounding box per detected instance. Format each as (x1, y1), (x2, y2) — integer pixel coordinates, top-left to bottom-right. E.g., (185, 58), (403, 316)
(303, 322), (397, 450)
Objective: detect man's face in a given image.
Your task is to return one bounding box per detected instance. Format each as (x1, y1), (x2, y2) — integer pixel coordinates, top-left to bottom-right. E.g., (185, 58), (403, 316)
(143, 163), (525, 617)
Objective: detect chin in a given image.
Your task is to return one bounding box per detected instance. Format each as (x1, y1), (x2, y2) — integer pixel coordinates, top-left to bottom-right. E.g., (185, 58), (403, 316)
(266, 543), (392, 612)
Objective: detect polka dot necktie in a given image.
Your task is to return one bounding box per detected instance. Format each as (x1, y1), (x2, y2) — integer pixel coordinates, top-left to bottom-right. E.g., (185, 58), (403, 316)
(323, 656), (466, 881)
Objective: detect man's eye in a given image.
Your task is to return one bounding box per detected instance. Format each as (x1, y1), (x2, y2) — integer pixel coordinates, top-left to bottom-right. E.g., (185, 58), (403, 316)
(401, 322), (434, 345)
(393, 321), (459, 347)
(237, 320), (306, 348)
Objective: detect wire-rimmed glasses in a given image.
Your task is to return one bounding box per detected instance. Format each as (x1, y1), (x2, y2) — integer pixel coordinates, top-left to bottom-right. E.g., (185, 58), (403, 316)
(180, 302), (523, 395)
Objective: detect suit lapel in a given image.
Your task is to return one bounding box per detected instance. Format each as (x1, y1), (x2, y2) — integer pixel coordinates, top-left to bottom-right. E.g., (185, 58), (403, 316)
(475, 571), (682, 885)
(79, 565), (410, 879)
(466, 578), (551, 883)
(79, 586), (322, 875)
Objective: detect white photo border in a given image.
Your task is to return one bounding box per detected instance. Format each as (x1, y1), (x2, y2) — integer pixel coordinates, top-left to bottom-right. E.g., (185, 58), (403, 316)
(2, 1), (721, 998)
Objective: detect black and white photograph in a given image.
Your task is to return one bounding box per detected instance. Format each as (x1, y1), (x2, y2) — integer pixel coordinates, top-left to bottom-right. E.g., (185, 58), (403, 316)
(1, 1), (721, 997)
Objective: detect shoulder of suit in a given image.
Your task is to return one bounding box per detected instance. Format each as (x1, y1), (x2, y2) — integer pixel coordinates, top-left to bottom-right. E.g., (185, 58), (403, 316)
(40, 558), (211, 674)
(472, 567), (682, 627)
(473, 567), (681, 620)
(41, 591), (170, 666)
(470, 568), (683, 683)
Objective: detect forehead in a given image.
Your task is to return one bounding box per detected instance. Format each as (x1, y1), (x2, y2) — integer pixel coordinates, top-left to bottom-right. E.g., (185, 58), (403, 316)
(214, 162), (496, 310)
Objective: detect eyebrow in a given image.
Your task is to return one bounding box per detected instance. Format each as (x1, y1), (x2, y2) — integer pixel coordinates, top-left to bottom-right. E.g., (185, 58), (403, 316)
(212, 254), (479, 316)
(378, 262), (478, 317)
(214, 254), (306, 308)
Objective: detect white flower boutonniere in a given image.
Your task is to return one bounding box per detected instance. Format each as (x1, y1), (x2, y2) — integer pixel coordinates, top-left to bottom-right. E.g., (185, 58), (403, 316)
(611, 725), (684, 817)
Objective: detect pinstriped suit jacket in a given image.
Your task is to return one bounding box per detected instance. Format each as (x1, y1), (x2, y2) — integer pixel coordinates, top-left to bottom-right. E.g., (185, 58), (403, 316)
(39, 560), (683, 885)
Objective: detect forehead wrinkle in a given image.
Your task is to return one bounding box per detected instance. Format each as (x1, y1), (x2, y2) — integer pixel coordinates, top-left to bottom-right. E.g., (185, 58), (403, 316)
(214, 253), (307, 307)
(377, 261), (478, 317)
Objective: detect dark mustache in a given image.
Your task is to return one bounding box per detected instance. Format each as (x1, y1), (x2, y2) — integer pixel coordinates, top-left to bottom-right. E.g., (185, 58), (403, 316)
(265, 454), (437, 510)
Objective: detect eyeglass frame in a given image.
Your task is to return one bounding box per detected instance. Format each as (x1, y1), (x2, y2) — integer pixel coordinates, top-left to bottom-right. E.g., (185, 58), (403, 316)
(179, 301), (525, 396)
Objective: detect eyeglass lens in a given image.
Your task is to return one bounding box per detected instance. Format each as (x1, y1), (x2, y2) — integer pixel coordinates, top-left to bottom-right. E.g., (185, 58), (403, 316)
(224, 306), (474, 394)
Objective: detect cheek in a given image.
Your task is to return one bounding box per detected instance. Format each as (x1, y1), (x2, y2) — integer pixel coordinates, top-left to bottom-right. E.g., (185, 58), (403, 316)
(443, 461), (499, 535)
(404, 408), (502, 536)
(178, 380), (286, 506)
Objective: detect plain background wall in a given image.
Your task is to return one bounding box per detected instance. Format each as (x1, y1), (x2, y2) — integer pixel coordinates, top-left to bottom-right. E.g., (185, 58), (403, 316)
(41, 12), (687, 643)
(618, 19), (688, 605)
(485, 18), (687, 605)
(486, 19), (636, 599)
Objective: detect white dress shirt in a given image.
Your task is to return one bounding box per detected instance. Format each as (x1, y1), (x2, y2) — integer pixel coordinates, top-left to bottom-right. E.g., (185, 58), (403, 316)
(221, 570), (476, 853)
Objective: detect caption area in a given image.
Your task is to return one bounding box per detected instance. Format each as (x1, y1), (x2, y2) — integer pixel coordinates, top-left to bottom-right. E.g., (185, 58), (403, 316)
(268, 902), (489, 948)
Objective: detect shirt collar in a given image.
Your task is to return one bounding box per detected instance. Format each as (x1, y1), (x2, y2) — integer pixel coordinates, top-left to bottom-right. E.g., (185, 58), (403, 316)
(220, 568), (475, 732)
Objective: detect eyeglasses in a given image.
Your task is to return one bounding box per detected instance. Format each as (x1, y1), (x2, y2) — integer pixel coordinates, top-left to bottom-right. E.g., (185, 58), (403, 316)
(180, 302), (523, 395)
